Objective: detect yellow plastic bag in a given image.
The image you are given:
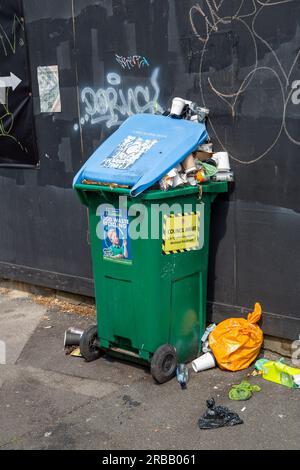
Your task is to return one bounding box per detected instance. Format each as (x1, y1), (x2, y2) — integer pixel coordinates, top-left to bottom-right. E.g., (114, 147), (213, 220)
(209, 303), (263, 371)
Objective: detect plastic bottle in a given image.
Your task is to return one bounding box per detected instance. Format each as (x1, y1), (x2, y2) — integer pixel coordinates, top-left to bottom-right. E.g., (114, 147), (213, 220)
(176, 364), (189, 389)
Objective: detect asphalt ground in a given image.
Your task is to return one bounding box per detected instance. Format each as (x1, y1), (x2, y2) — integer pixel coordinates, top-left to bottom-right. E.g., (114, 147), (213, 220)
(0, 288), (299, 450)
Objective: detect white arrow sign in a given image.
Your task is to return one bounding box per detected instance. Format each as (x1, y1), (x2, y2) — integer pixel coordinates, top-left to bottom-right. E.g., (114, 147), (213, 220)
(0, 72), (22, 91)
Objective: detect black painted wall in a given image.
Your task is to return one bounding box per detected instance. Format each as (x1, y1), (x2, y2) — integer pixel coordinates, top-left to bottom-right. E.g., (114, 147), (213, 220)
(0, 0), (300, 339)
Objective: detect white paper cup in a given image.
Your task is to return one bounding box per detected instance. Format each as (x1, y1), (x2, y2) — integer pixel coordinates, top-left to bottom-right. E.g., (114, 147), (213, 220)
(212, 152), (230, 171)
(192, 352), (216, 372)
(170, 97), (186, 116)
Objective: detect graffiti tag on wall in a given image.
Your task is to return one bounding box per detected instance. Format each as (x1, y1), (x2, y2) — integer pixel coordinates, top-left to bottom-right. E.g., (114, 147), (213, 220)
(77, 67), (163, 129)
(0, 2), (37, 166)
(0, 13), (24, 148)
(292, 81), (300, 105)
(115, 54), (150, 70)
(0, 13), (24, 56)
(190, 0), (300, 164)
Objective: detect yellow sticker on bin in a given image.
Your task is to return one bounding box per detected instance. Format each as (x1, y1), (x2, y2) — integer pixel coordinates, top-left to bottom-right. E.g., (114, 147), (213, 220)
(162, 210), (203, 255)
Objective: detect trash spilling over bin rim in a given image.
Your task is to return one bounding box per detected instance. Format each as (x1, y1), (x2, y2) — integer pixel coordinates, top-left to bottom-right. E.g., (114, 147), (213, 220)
(73, 113), (208, 197)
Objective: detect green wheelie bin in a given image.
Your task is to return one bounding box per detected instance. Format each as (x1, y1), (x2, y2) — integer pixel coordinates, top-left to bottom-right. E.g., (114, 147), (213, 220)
(74, 181), (227, 383)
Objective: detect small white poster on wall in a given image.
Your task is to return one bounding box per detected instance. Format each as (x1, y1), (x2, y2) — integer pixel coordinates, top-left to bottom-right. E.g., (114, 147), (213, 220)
(37, 65), (61, 113)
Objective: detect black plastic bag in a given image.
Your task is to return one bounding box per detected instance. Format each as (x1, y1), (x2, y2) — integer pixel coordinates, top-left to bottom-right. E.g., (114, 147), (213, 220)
(198, 398), (243, 429)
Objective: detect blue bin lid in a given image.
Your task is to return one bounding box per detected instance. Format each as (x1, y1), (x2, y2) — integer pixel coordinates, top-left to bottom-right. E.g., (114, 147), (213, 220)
(73, 114), (208, 197)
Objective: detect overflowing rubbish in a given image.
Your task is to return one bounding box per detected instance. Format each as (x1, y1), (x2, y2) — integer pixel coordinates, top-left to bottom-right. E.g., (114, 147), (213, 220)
(209, 303), (263, 371)
(209, 151), (234, 181)
(176, 364), (190, 389)
(170, 96), (186, 116)
(198, 398), (243, 429)
(168, 97), (209, 123)
(182, 153), (196, 173)
(73, 96), (234, 197)
(212, 171), (234, 182)
(192, 352), (216, 372)
(158, 99), (234, 191)
(229, 380), (261, 401)
(64, 327), (84, 348)
(158, 148), (231, 191)
(159, 164), (187, 191)
(195, 143), (213, 160)
(256, 358), (300, 389)
(200, 162), (218, 178)
(158, 154), (221, 190)
(211, 152), (230, 171)
(73, 113), (208, 197)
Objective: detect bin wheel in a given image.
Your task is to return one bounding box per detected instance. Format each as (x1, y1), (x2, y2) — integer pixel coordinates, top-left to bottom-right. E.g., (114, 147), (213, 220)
(80, 325), (102, 362)
(150, 344), (177, 384)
